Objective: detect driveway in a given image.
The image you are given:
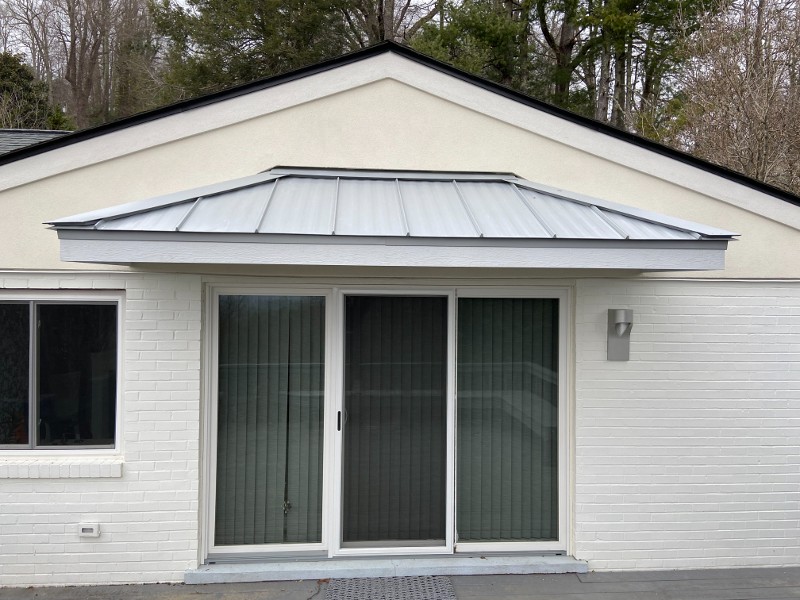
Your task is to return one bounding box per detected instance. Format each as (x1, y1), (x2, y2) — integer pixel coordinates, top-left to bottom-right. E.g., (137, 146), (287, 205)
(2, 568), (800, 600)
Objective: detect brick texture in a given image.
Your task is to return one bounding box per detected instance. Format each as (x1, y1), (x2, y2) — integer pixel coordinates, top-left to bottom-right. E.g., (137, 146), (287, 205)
(575, 279), (800, 570)
(0, 273), (201, 586)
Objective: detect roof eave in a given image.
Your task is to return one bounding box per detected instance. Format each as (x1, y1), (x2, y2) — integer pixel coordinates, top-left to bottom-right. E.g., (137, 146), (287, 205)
(53, 229), (729, 272)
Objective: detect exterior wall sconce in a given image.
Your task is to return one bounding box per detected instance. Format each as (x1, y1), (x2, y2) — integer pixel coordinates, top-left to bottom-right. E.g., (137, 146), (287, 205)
(608, 309), (634, 361)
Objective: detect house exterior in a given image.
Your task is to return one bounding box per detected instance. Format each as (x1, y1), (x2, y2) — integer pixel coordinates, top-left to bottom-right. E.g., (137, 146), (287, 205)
(0, 42), (798, 587)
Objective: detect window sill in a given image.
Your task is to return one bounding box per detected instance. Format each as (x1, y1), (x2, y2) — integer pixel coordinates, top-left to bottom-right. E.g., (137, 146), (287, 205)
(0, 456), (123, 478)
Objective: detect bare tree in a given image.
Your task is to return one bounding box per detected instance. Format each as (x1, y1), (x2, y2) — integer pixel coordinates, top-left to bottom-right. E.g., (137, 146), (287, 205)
(3, 0), (162, 127)
(675, 0), (800, 193)
(0, 3), (16, 52)
(54, 0), (107, 126)
(5, 0), (61, 94)
(342, 0), (440, 46)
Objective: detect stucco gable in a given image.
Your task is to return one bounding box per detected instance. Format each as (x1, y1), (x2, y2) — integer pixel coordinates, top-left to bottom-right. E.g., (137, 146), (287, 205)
(0, 43), (797, 225)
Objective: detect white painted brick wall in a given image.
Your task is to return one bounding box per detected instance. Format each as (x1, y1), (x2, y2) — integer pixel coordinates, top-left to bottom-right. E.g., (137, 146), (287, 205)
(575, 279), (800, 571)
(0, 272), (202, 586)
(4, 273), (799, 583)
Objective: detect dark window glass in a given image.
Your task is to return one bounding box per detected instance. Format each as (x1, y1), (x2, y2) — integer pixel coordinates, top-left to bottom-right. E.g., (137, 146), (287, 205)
(343, 296), (448, 546)
(0, 304), (30, 445)
(215, 295), (325, 546)
(37, 304), (117, 447)
(457, 298), (559, 542)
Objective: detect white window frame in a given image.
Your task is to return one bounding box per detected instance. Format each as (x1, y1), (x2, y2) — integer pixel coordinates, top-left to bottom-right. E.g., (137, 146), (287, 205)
(203, 283), (570, 560)
(0, 291), (123, 454)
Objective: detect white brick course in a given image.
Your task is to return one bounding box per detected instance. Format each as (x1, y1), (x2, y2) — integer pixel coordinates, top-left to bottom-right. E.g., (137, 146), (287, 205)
(574, 279), (800, 571)
(0, 272), (202, 586)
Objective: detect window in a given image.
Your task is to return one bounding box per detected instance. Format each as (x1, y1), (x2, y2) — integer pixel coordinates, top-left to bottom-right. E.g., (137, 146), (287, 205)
(0, 301), (118, 449)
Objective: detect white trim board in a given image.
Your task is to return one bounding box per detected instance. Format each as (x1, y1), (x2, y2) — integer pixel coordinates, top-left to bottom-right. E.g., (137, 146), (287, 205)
(58, 237), (728, 271)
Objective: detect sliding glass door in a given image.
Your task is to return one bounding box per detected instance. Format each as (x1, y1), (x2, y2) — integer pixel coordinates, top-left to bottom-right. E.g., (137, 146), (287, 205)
(342, 296), (448, 548)
(209, 287), (565, 557)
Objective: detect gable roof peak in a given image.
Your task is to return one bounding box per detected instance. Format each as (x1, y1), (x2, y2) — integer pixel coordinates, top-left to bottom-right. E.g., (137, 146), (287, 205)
(0, 41), (797, 209)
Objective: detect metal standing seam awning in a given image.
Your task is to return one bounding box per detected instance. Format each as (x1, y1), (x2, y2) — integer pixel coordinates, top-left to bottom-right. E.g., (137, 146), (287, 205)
(47, 167), (737, 270)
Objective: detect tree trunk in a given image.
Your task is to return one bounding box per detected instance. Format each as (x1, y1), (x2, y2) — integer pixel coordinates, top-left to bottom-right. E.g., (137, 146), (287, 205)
(610, 40), (626, 128)
(595, 43), (611, 121)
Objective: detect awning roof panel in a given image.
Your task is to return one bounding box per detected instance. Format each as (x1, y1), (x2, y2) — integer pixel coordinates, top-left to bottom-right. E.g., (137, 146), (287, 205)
(47, 167), (737, 271)
(519, 188), (623, 239)
(97, 202), (188, 231)
(400, 180), (479, 237)
(52, 167), (737, 241)
(603, 210), (698, 240)
(182, 183), (272, 233)
(260, 177), (336, 235)
(458, 182), (551, 238)
(335, 179), (406, 236)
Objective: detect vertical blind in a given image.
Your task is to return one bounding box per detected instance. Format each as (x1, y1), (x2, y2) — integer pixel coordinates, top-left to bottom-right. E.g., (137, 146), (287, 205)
(457, 298), (559, 541)
(343, 296), (447, 544)
(215, 295), (325, 546)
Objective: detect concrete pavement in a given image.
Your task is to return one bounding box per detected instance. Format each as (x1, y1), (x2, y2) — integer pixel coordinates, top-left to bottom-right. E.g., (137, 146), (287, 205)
(3, 567), (800, 600)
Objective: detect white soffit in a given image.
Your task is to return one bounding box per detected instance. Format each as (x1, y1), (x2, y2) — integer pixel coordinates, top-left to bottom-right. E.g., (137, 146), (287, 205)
(48, 167), (735, 271)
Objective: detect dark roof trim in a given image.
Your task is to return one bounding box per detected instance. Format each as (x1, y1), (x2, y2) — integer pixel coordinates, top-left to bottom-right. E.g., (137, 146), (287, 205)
(1, 41), (798, 208)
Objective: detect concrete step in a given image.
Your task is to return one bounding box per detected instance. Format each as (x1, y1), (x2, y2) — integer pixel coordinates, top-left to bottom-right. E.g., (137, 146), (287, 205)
(185, 555), (588, 584)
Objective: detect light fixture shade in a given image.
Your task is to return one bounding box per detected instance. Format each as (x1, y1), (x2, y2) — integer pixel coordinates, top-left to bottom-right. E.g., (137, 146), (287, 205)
(608, 309), (634, 360)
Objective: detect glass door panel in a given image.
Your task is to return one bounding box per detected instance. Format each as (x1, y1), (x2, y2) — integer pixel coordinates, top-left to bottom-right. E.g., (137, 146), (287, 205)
(456, 298), (559, 542)
(215, 295), (325, 546)
(342, 296), (448, 546)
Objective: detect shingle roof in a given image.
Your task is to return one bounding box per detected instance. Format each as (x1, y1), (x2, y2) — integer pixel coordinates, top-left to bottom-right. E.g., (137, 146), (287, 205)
(0, 129), (70, 155)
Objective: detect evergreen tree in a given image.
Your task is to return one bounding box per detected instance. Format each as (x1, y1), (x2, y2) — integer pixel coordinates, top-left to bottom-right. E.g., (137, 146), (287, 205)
(412, 1), (554, 99)
(414, 0), (713, 133)
(151, 0), (355, 99)
(0, 52), (72, 129)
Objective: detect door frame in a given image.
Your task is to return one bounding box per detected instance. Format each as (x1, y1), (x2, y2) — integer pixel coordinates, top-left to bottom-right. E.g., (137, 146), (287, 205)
(201, 282), (570, 561)
(330, 287), (456, 557)
(203, 286), (336, 558)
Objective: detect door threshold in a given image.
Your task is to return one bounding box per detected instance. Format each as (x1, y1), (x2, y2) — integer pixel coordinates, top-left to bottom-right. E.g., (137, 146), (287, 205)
(185, 554), (588, 584)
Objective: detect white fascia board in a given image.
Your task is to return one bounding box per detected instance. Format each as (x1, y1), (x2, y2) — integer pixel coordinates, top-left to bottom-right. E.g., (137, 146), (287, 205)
(57, 235), (727, 271)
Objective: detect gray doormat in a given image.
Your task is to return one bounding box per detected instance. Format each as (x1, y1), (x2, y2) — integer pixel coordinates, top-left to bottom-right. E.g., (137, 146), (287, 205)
(324, 576), (457, 600)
